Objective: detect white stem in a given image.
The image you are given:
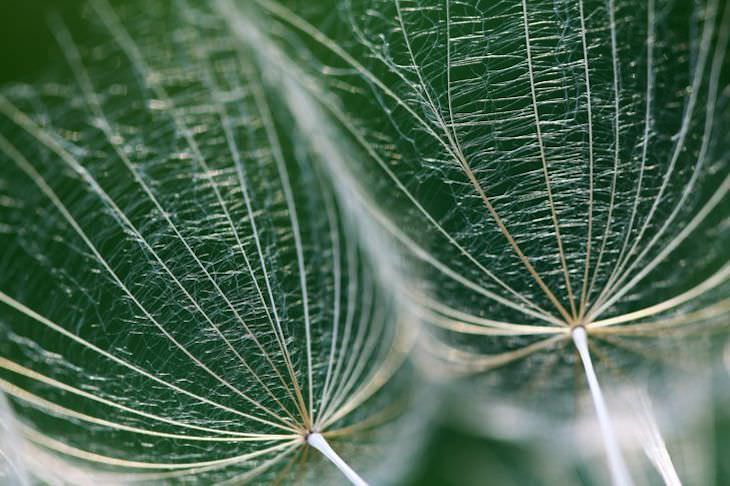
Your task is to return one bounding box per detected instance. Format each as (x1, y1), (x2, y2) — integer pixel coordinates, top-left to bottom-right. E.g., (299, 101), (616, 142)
(632, 391), (680, 486)
(307, 432), (368, 486)
(572, 326), (633, 486)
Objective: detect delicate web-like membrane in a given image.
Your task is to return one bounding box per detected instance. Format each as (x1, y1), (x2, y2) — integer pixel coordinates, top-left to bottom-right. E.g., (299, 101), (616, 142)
(0, 1), (422, 483)
(243, 0), (730, 482)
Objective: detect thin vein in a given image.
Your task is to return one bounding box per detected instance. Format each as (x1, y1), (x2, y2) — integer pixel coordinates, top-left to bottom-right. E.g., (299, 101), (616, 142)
(0, 129), (293, 432)
(445, 0), (461, 147)
(50, 15), (297, 427)
(183, 24), (303, 423)
(580, 0), (622, 320)
(521, 0), (577, 322)
(319, 266), (376, 424)
(88, 0), (305, 424)
(590, 0), (722, 312)
(323, 325), (411, 428)
(577, 0), (596, 321)
(425, 333), (565, 374)
(592, 173), (729, 320)
(221, 61), (308, 422)
(325, 292), (387, 424)
(22, 424), (299, 470)
(590, 0), (656, 310)
(301, 77), (557, 322)
(0, 290), (285, 435)
(316, 179), (344, 425)
(252, 0), (571, 323)
(409, 290), (567, 335)
(0, 368), (294, 443)
(589, 262), (730, 328)
(216, 444), (301, 485)
(244, 71), (314, 428)
(317, 225), (360, 424)
(397, 0), (571, 322)
(591, 298), (730, 336)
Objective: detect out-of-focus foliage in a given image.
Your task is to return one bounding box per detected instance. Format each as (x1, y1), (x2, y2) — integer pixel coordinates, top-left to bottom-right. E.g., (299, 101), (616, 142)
(405, 365), (730, 485)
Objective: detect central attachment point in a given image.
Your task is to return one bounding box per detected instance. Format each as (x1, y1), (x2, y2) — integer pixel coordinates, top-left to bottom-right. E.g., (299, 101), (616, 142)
(571, 324), (588, 345)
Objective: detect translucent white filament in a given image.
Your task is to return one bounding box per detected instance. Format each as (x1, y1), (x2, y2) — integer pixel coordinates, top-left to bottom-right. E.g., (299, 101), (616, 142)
(307, 432), (368, 486)
(572, 326), (633, 486)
